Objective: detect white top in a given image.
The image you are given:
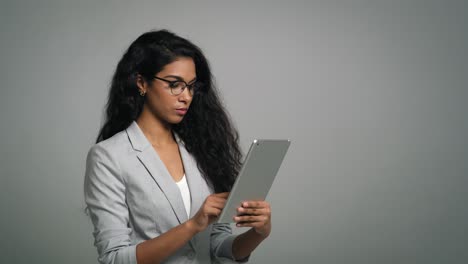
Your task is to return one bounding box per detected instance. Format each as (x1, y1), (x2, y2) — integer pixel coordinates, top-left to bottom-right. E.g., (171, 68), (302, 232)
(175, 174), (191, 217)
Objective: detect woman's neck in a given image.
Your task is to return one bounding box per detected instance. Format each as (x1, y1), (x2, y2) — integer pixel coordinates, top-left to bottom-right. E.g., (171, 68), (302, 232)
(136, 110), (174, 147)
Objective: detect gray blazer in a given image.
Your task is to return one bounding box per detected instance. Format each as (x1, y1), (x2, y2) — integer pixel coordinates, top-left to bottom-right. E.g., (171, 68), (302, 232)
(84, 121), (248, 264)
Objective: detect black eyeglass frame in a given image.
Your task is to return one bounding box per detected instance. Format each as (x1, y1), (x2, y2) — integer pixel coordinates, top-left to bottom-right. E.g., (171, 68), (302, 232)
(153, 76), (200, 96)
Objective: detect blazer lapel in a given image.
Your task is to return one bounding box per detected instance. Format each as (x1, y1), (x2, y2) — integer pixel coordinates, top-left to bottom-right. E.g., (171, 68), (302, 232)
(174, 134), (209, 219)
(126, 121), (188, 225)
(174, 134), (210, 249)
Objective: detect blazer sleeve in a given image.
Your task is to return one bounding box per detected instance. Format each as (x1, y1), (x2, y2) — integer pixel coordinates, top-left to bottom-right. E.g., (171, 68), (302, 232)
(210, 223), (250, 263)
(84, 144), (138, 264)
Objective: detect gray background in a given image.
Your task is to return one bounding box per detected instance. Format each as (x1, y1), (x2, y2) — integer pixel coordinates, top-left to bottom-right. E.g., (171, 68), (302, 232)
(1, 0), (467, 263)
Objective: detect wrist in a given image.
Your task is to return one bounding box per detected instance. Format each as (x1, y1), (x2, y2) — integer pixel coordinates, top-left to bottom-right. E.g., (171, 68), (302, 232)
(253, 225), (271, 239)
(184, 219), (202, 234)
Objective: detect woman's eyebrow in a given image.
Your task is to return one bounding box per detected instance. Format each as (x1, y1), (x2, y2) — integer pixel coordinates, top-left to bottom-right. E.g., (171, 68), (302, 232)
(162, 75), (197, 83)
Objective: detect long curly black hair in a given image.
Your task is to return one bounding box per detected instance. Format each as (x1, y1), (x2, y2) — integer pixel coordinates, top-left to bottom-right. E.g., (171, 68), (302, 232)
(96, 29), (242, 193)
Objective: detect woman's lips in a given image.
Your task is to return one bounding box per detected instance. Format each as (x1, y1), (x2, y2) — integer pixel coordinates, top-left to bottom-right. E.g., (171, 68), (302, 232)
(175, 108), (188, 115)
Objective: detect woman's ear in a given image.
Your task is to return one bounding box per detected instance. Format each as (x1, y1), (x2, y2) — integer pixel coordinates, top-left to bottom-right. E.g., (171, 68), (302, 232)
(135, 74), (147, 94)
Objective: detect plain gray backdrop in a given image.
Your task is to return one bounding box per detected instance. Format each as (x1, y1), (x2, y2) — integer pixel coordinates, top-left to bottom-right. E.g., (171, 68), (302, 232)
(1, 0), (467, 263)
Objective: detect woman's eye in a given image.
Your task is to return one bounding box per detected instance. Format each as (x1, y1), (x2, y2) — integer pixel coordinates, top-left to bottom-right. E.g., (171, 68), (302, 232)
(169, 82), (181, 88)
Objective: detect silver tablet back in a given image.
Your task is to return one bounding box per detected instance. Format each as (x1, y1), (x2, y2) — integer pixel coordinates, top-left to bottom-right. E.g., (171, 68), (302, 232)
(217, 139), (291, 223)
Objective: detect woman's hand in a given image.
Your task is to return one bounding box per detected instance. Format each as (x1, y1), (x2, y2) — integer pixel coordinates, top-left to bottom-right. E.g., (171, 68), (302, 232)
(234, 201), (272, 238)
(188, 192), (229, 233)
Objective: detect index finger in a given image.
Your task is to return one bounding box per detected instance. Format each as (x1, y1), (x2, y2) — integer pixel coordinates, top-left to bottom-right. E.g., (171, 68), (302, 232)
(241, 200), (268, 208)
(213, 192), (230, 198)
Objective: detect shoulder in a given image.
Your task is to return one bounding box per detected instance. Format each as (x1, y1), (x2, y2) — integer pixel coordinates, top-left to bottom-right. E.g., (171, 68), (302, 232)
(85, 129), (135, 187)
(86, 129), (132, 165)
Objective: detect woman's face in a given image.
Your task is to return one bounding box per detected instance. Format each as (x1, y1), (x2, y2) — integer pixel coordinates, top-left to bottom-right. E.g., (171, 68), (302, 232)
(138, 57), (196, 125)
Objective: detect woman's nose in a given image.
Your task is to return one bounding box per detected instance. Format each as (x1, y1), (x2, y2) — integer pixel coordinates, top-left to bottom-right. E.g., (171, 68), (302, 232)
(178, 88), (192, 103)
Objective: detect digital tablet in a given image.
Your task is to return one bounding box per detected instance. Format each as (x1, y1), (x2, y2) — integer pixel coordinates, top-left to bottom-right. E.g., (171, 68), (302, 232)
(216, 139), (291, 223)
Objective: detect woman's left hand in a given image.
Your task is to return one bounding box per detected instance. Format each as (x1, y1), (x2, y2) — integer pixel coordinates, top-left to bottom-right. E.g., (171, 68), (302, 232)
(234, 201), (271, 238)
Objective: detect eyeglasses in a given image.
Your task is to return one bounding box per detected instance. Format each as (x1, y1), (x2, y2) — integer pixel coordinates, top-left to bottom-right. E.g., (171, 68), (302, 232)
(153, 76), (200, 96)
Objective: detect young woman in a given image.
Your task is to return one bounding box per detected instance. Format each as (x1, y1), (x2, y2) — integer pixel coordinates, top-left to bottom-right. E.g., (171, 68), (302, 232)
(84, 29), (272, 264)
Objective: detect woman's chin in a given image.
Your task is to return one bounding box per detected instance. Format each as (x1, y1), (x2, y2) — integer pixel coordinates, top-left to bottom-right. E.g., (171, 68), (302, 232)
(168, 116), (185, 124)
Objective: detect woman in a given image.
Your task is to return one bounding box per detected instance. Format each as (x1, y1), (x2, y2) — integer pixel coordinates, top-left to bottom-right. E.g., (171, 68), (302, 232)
(84, 29), (272, 264)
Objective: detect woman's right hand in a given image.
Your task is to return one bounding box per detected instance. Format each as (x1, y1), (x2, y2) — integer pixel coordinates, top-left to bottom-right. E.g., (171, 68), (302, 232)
(188, 192), (229, 233)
